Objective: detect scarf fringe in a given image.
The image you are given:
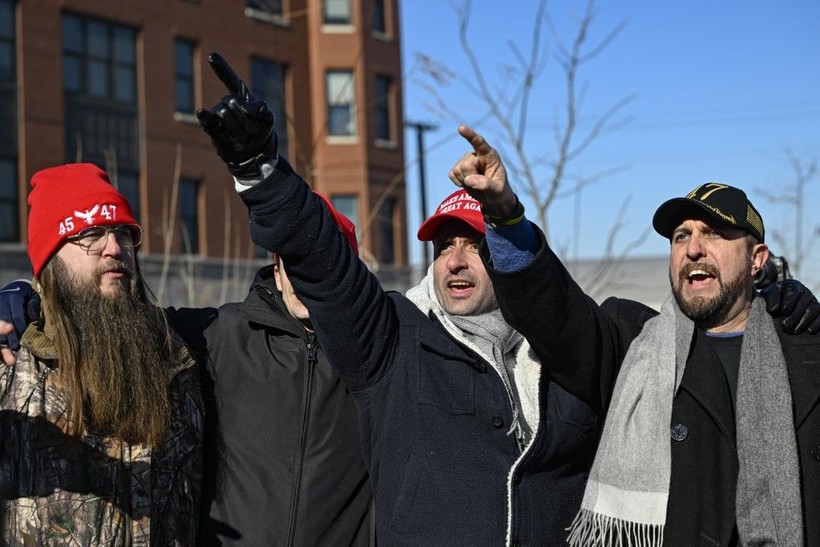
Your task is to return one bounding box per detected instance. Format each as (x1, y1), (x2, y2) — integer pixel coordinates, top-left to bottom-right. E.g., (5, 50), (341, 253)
(567, 509), (664, 547)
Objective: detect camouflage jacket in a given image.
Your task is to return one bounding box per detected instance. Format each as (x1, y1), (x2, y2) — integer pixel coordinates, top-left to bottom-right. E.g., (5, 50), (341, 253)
(0, 323), (204, 546)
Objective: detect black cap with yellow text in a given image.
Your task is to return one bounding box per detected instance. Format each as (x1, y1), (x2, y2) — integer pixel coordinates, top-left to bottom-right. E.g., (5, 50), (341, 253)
(652, 182), (764, 243)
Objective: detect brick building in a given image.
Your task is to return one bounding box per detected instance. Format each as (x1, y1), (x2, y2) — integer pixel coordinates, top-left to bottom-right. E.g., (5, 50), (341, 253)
(0, 0), (407, 303)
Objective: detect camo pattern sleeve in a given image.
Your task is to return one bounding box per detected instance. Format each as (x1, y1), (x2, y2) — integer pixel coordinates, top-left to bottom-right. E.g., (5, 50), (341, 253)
(0, 342), (203, 546)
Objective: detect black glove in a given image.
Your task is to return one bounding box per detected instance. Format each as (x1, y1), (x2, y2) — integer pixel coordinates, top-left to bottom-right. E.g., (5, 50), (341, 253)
(760, 279), (820, 334)
(196, 52), (278, 178)
(0, 279), (41, 351)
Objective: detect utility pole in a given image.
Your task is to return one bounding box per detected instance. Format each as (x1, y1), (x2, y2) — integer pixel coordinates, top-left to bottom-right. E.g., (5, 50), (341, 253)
(405, 121), (438, 272)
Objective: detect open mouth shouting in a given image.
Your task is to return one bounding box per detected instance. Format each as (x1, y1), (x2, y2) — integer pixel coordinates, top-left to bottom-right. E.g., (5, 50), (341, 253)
(447, 277), (475, 298)
(680, 264), (719, 292)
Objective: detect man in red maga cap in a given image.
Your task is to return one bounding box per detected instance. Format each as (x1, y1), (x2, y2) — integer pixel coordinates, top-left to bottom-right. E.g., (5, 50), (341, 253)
(0, 163), (203, 545)
(196, 51), (602, 546)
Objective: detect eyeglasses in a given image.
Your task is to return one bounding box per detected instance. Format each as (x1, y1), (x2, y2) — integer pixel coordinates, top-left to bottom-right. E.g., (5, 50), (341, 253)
(66, 224), (143, 253)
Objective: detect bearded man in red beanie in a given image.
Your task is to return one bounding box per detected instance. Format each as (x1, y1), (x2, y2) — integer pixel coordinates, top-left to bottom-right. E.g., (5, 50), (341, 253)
(0, 163), (203, 545)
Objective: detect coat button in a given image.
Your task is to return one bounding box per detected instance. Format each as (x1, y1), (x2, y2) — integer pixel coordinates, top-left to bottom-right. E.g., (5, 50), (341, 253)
(492, 416), (504, 429)
(811, 444), (820, 462)
(670, 423), (688, 442)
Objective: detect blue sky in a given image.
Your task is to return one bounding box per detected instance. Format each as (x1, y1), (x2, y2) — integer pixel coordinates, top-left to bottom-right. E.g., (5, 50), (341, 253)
(399, 1), (820, 289)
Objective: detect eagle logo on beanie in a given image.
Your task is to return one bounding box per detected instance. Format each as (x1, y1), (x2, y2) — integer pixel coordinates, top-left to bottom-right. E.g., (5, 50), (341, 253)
(74, 205), (101, 225)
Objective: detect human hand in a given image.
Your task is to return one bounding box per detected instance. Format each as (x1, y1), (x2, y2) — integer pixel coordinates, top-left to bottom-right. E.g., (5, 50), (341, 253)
(196, 52), (278, 177)
(760, 279), (820, 334)
(0, 321), (16, 366)
(448, 125), (517, 219)
(0, 279), (41, 365)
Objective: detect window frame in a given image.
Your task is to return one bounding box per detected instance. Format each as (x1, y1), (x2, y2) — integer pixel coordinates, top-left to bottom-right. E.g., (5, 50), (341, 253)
(323, 0), (352, 26)
(374, 73), (393, 143)
(179, 178), (201, 255)
(326, 69), (357, 138)
(173, 37), (196, 115)
(250, 56), (289, 158)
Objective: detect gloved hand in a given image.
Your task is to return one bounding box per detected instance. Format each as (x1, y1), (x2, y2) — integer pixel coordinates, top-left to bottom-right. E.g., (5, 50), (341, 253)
(0, 279), (40, 351)
(760, 279), (820, 334)
(196, 52), (278, 178)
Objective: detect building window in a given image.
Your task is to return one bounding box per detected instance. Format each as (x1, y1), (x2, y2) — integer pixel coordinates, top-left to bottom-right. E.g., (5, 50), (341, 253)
(371, 0), (386, 34)
(62, 15), (136, 103)
(62, 13), (139, 202)
(251, 57), (289, 158)
(247, 0), (283, 16)
(174, 38), (196, 114)
(331, 195), (360, 237)
(324, 0), (351, 25)
(374, 74), (392, 142)
(0, 0), (17, 242)
(0, 159), (18, 242)
(0, 0), (14, 81)
(326, 70), (356, 137)
(115, 171), (141, 223)
(378, 197), (395, 264)
(180, 178), (200, 254)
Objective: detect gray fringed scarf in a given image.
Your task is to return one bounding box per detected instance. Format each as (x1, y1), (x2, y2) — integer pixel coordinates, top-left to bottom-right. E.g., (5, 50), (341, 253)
(567, 295), (803, 547)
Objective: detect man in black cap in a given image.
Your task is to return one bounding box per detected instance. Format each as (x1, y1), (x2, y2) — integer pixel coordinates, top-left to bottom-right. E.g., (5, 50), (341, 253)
(444, 126), (820, 547)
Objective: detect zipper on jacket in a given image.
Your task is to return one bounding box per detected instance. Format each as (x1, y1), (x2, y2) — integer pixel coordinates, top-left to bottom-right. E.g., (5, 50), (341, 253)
(286, 331), (318, 546)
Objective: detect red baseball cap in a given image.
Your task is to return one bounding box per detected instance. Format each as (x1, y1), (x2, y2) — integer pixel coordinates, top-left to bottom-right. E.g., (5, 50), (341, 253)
(417, 189), (485, 242)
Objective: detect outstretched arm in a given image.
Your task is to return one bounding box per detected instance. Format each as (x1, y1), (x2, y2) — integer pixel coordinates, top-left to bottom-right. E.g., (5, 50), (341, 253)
(197, 53), (399, 393)
(449, 125), (539, 271)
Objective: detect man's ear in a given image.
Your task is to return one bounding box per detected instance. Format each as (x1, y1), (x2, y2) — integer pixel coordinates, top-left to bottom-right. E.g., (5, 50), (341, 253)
(273, 256), (283, 292)
(751, 243), (769, 276)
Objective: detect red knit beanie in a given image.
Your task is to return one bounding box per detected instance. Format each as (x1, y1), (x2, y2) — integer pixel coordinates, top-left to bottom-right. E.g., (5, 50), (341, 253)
(27, 163), (138, 277)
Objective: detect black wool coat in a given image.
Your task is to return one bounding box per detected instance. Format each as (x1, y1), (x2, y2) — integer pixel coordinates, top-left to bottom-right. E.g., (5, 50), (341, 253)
(483, 228), (820, 547)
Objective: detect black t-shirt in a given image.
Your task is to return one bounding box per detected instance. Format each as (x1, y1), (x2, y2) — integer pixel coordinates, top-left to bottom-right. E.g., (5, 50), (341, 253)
(704, 330), (743, 411)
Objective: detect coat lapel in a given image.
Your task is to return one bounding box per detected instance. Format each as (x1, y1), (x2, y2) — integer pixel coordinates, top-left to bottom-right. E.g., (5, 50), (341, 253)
(677, 330), (737, 446)
(777, 331), (820, 428)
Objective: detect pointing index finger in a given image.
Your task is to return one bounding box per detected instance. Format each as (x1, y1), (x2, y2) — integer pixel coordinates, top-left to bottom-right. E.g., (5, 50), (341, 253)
(208, 52), (242, 95)
(458, 125), (493, 156)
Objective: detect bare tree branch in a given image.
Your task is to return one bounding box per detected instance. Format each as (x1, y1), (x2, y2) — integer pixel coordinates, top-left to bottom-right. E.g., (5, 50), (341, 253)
(413, 0), (645, 296)
(756, 150), (818, 280)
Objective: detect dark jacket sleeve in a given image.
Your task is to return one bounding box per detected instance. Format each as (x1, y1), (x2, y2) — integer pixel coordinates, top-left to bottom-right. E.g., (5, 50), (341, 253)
(165, 306), (218, 364)
(481, 223), (656, 414)
(237, 158), (398, 392)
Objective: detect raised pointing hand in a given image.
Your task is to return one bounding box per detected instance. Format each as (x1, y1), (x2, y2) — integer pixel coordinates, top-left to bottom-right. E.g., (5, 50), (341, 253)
(196, 52), (277, 176)
(448, 125), (517, 218)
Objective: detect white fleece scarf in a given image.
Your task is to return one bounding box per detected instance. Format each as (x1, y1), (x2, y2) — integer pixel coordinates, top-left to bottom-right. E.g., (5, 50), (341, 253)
(406, 267), (541, 446)
(567, 295), (803, 546)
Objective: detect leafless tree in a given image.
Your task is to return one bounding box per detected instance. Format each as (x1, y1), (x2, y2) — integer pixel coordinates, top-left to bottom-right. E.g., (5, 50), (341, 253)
(413, 0), (650, 298)
(756, 150), (819, 290)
